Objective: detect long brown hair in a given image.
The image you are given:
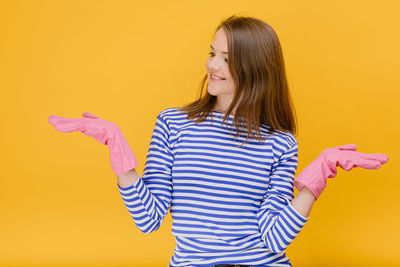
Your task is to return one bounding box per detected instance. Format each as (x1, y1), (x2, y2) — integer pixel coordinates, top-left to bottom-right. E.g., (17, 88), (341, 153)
(179, 15), (297, 146)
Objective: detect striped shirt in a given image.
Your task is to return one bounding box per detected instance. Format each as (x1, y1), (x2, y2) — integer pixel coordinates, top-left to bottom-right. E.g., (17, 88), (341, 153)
(117, 107), (308, 266)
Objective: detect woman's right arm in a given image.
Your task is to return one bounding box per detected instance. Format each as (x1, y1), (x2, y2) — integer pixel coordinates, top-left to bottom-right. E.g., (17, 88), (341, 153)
(48, 110), (174, 234)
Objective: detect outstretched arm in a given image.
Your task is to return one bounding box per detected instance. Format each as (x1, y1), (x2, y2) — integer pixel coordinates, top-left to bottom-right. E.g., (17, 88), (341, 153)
(48, 110), (174, 234)
(48, 111), (139, 177)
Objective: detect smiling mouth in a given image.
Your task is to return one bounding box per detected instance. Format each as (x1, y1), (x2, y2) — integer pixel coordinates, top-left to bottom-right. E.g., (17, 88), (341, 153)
(210, 74), (226, 81)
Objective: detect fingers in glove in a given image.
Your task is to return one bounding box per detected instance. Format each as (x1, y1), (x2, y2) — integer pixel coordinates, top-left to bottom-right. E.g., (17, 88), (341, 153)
(48, 115), (61, 126)
(82, 112), (100, 119)
(338, 144), (357, 151)
(354, 151), (389, 164)
(340, 158), (382, 171)
(48, 115), (84, 133)
(364, 153), (389, 164)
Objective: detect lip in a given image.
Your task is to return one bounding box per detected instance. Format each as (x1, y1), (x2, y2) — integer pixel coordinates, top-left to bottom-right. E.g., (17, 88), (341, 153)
(209, 74), (225, 83)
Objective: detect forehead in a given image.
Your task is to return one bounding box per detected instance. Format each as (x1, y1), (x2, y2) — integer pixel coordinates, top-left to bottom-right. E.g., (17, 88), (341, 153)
(211, 28), (228, 49)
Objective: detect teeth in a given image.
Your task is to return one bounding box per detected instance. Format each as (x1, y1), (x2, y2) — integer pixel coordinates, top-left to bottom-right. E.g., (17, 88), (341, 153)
(211, 74), (223, 80)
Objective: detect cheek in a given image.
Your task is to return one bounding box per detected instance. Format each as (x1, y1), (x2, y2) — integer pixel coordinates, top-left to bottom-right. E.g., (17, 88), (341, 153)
(226, 74), (234, 86)
(227, 75), (235, 90)
(223, 66), (232, 78)
(205, 58), (211, 70)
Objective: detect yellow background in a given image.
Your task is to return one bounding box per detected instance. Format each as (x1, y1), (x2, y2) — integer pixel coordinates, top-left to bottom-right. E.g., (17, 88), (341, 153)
(1, 0), (399, 266)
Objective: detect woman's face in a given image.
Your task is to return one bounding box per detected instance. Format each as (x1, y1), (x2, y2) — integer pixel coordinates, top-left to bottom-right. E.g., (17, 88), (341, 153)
(206, 28), (236, 111)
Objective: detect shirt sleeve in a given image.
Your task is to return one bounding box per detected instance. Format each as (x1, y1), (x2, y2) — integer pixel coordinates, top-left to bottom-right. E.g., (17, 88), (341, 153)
(117, 111), (174, 234)
(257, 135), (309, 253)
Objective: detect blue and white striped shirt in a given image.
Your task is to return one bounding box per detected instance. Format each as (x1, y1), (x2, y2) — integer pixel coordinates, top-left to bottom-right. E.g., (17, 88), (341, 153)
(118, 107), (308, 266)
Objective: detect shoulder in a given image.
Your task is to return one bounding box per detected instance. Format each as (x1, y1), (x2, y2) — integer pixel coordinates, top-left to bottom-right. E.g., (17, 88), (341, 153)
(157, 107), (187, 122)
(269, 130), (298, 158)
(155, 107), (189, 146)
(155, 107), (191, 132)
(158, 107), (181, 116)
(275, 130), (298, 148)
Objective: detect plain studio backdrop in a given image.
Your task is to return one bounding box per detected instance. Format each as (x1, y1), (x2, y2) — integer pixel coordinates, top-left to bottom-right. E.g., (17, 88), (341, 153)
(0, 0), (399, 266)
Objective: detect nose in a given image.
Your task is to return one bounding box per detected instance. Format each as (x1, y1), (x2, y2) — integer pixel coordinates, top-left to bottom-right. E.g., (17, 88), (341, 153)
(208, 56), (222, 70)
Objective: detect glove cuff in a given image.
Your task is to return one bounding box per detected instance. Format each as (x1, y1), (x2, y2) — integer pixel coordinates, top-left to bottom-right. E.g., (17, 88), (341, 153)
(294, 154), (336, 200)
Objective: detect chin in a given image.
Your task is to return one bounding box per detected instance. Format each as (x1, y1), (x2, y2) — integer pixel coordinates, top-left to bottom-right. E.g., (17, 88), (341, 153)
(207, 86), (218, 96)
(207, 85), (228, 96)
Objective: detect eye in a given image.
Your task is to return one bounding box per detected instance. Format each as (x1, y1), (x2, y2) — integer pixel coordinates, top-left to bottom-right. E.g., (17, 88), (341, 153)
(209, 52), (229, 63)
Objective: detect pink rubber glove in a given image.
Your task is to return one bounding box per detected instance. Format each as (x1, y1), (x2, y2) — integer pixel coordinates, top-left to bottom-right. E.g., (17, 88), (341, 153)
(48, 112), (138, 176)
(294, 144), (389, 200)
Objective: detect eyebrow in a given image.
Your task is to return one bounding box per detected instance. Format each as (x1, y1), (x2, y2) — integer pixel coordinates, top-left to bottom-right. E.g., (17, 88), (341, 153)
(210, 45), (228, 54)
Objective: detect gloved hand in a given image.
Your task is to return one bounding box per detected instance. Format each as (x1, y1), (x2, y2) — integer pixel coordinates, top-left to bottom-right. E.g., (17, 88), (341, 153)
(294, 144), (389, 200)
(48, 112), (138, 177)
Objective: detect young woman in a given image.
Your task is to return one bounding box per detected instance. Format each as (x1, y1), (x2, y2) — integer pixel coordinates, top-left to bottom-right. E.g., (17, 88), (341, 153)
(48, 15), (389, 267)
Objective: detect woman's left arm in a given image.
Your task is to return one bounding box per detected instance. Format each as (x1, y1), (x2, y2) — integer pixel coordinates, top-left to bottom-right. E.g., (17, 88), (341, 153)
(257, 137), (309, 254)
